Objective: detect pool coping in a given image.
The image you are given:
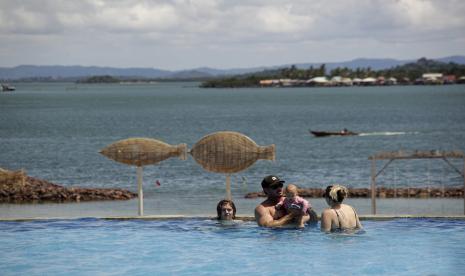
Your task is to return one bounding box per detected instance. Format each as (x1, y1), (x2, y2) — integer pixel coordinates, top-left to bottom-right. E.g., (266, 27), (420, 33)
(1, 214), (465, 222)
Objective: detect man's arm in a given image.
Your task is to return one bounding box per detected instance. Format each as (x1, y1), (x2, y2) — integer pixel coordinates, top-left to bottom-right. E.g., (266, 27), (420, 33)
(254, 205), (294, 228)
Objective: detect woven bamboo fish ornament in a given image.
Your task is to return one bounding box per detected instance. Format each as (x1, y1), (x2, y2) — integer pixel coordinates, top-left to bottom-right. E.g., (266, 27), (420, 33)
(100, 138), (187, 216)
(100, 138), (187, 167)
(189, 131), (275, 173)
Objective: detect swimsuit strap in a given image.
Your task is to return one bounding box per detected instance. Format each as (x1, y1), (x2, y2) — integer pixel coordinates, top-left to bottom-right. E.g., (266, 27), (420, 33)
(333, 209), (343, 230)
(351, 206), (359, 221)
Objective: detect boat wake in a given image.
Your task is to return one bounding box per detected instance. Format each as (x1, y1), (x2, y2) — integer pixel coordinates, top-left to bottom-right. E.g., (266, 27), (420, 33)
(358, 131), (419, 136)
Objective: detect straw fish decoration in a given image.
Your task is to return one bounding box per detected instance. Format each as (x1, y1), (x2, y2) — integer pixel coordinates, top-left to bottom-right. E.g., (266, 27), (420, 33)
(100, 138), (187, 166)
(189, 131), (275, 173)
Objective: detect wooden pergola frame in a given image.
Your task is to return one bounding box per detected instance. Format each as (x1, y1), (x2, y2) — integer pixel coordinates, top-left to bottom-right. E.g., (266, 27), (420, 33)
(368, 150), (465, 215)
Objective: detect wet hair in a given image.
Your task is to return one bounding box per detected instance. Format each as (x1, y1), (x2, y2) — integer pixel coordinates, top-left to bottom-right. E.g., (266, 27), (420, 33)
(216, 199), (237, 220)
(324, 185), (348, 203)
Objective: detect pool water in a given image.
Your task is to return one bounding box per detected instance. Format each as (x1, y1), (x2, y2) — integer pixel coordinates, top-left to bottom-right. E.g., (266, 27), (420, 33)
(1, 218), (464, 275)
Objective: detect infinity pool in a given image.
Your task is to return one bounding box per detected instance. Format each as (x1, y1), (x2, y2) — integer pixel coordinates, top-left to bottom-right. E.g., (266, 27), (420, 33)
(1, 218), (464, 275)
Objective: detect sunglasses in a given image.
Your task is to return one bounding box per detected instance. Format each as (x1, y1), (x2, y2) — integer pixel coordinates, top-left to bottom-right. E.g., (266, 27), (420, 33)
(269, 183), (283, 190)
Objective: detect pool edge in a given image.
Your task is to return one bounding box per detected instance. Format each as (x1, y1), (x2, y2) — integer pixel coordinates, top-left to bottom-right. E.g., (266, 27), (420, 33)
(1, 214), (465, 221)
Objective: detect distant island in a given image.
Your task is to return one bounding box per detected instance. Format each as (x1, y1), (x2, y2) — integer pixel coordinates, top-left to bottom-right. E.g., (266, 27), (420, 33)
(77, 75), (120, 84)
(1, 56), (465, 86)
(75, 75), (190, 84)
(200, 58), (465, 88)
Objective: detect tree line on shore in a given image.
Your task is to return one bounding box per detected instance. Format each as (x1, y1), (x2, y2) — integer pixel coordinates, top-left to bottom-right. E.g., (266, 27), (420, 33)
(201, 58), (465, 88)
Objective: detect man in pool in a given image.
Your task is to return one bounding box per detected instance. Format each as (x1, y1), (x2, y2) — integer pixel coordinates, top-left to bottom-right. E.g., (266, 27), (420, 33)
(255, 175), (317, 228)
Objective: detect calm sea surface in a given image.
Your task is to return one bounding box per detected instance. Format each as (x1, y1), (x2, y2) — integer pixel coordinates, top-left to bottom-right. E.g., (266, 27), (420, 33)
(1, 82), (464, 216)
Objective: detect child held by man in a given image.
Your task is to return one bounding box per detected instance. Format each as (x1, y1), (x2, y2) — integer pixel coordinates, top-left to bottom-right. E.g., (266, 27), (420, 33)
(275, 184), (310, 228)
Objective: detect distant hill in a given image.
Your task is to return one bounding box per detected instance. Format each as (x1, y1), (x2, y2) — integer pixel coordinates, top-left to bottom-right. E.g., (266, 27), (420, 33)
(436, 55), (465, 64)
(1, 56), (464, 80)
(0, 65), (172, 80)
(190, 66), (272, 76)
(166, 70), (213, 79)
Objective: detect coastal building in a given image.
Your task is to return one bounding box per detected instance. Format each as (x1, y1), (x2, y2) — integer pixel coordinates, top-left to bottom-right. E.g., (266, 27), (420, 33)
(361, 77), (377, 85)
(330, 76), (342, 83)
(399, 77), (411, 85)
(377, 76), (386, 85)
(259, 80), (273, 87)
(422, 73), (443, 84)
(341, 77), (353, 86)
(279, 79), (296, 87)
(259, 79), (281, 87)
(257, 73), (460, 88)
(330, 76), (353, 86)
(307, 76), (329, 86)
(387, 77), (397, 85)
(443, 75), (456, 84)
(352, 78), (362, 85)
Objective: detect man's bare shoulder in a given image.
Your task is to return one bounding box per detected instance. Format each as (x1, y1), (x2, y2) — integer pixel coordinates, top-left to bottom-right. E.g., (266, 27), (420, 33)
(255, 202), (270, 215)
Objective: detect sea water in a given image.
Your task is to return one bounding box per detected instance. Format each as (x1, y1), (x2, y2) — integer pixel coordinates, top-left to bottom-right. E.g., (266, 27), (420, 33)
(0, 83), (464, 216)
(0, 218), (464, 275)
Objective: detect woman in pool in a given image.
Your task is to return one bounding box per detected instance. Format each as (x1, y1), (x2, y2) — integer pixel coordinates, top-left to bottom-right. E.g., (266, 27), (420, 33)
(321, 184), (362, 232)
(216, 199), (236, 220)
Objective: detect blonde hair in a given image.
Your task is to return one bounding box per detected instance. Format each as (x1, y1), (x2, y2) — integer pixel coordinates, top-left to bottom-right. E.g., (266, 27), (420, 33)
(325, 184), (348, 203)
(285, 184), (298, 195)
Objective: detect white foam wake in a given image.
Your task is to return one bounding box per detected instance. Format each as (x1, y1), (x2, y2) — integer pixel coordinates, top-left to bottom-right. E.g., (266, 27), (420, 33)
(358, 131), (419, 136)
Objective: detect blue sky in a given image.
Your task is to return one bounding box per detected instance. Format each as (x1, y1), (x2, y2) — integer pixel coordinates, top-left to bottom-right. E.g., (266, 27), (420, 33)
(0, 0), (464, 70)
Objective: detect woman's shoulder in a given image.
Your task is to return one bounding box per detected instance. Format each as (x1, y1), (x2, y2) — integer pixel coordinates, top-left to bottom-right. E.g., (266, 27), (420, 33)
(341, 204), (355, 211)
(321, 208), (335, 217)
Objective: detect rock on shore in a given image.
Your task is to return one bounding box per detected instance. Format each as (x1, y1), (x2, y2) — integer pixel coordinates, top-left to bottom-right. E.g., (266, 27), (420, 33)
(245, 187), (464, 199)
(0, 168), (137, 203)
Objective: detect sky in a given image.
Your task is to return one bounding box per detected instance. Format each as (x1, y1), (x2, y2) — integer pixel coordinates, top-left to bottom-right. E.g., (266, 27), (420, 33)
(0, 0), (464, 70)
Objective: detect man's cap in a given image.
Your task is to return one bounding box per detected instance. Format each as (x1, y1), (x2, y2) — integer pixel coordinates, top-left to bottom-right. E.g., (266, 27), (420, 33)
(261, 175), (285, 189)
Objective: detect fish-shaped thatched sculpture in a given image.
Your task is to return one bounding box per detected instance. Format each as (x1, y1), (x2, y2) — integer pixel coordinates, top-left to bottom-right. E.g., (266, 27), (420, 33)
(100, 138), (187, 167)
(190, 131), (275, 173)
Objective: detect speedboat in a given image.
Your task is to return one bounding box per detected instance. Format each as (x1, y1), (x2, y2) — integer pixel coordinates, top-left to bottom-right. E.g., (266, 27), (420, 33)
(309, 129), (358, 137)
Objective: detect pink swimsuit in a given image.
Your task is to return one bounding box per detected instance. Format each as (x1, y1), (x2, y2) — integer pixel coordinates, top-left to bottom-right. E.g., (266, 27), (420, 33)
(276, 196), (310, 214)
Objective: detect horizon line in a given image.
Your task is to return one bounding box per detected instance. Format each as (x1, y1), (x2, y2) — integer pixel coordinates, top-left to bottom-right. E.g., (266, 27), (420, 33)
(1, 55), (464, 71)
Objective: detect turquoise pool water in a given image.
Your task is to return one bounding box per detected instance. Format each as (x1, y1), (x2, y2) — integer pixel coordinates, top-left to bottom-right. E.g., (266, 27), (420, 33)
(1, 218), (464, 275)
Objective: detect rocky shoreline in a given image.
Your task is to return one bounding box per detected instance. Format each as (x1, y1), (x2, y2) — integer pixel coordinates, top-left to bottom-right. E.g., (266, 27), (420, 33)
(0, 169), (137, 203)
(245, 187), (464, 199)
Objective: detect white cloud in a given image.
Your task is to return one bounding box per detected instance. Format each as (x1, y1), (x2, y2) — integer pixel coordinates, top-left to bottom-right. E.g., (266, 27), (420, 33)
(255, 5), (314, 33)
(0, 0), (463, 68)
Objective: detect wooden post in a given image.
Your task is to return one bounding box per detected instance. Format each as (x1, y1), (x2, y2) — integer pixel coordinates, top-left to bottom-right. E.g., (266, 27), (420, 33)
(371, 159), (377, 215)
(226, 174), (232, 200)
(463, 157), (465, 215)
(20, 169), (26, 186)
(137, 166), (144, 216)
